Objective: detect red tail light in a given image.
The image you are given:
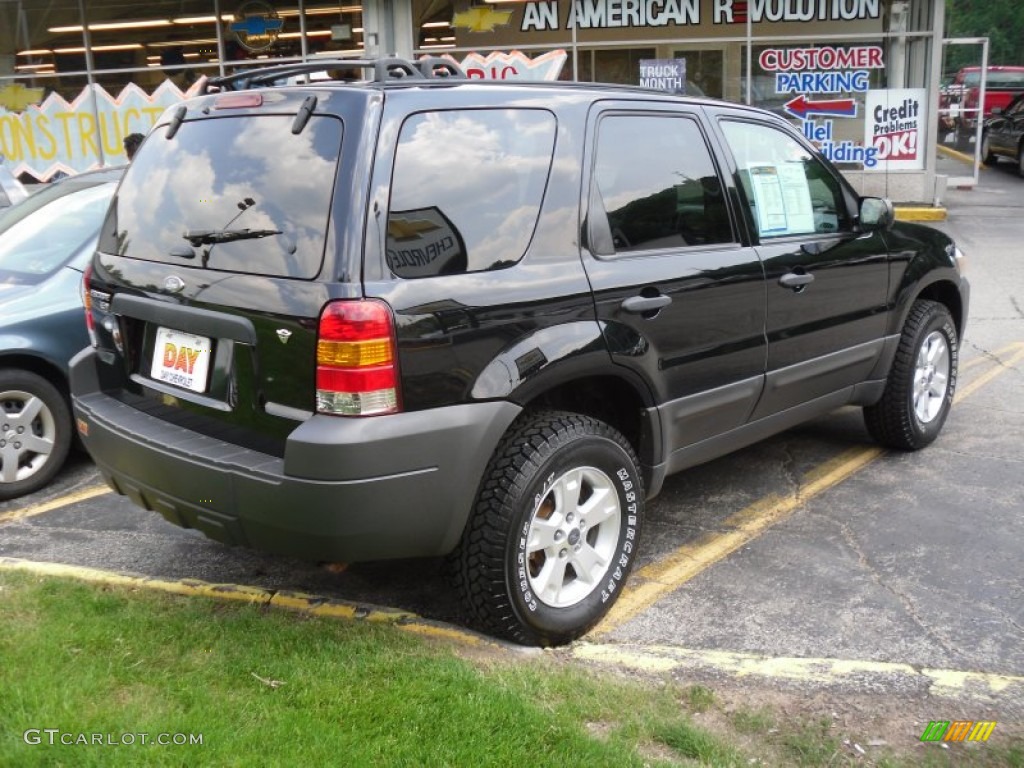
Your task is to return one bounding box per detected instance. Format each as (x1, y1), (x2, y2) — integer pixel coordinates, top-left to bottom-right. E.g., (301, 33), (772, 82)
(316, 299), (400, 416)
(82, 262), (97, 347)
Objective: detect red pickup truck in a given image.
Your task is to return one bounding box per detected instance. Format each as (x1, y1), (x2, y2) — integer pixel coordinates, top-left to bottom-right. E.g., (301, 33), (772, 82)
(943, 65), (1024, 149)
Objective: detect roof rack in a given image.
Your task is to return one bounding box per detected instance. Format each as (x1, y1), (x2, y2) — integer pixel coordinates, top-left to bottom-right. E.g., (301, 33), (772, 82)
(202, 56), (466, 93)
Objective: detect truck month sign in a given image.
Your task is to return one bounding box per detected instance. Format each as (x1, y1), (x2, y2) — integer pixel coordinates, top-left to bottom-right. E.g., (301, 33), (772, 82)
(639, 59), (687, 93)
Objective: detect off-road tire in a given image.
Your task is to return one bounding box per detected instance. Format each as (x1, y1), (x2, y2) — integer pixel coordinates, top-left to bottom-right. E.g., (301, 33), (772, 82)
(864, 300), (958, 451)
(450, 410), (643, 646)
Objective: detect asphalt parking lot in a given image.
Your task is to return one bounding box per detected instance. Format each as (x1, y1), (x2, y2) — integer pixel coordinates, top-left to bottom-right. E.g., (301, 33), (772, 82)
(2, 153), (1022, 728)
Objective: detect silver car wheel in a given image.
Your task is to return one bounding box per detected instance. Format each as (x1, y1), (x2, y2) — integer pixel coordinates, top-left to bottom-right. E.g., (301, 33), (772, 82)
(0, 389), (57, 484)
(912, 331), (950, 424)
(526, 465), (621, 608)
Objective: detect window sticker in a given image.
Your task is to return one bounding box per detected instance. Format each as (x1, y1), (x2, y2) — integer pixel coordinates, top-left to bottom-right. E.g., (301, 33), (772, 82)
(748, 162), (815, 237)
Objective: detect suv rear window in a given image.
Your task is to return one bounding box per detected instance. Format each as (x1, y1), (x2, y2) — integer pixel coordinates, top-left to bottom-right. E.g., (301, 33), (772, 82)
(386, 108), (556, 278)
(99, 114), (342, 279)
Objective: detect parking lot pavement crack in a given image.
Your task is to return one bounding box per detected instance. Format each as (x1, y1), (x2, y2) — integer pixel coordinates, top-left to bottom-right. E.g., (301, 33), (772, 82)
(964, 340), (1002, 367)
(1011, 296), (1024, 320)
(1001, 614), (1024, 637)
(965, 339), (1024, 371)
(813, 510), (970, 666)
(932, 447), (1024, 464)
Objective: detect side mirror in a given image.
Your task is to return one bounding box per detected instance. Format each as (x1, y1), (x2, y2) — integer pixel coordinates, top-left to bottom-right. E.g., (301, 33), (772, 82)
(859, 196), (894, 231)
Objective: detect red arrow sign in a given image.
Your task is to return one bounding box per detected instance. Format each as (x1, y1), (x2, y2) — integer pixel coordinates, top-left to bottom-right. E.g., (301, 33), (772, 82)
(784, 95), (858, 119)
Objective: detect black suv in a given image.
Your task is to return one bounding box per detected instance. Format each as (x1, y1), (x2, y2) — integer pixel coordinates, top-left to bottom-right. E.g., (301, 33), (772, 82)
(71, 58), (969, 646)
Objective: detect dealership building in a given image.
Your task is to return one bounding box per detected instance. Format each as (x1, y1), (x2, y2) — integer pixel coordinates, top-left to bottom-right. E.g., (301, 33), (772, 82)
(1, 0), (947, 203)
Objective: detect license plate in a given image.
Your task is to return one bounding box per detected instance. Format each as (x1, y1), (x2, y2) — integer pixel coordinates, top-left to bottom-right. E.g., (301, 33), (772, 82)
(150, 327), (212, 393)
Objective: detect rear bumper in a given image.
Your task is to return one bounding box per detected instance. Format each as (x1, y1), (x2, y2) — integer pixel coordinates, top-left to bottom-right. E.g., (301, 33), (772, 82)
(70, 348), (520, 562)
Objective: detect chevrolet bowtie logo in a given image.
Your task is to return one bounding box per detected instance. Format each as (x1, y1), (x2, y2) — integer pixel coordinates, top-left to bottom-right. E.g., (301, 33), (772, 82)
(388, 218), (441, 241)
(0, 83), (44, 112)
(231, 15), (284, 36)
(452, 6), (513, 33)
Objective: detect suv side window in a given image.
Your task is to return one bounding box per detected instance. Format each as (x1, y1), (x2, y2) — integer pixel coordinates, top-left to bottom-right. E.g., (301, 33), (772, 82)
(387, 109), (556, 279)
(590, 114), (733, 254)
(721, 120), (850, 239)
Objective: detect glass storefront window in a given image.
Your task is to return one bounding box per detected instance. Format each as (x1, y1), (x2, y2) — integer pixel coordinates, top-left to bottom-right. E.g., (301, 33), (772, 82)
(672, 49), (723, 99)
(578, 48), (654, 85)
(2, 4), (367, 93)
(745, 42), (889, 170)
(1, 4), (366, 180)
(1, 1), (945, 199)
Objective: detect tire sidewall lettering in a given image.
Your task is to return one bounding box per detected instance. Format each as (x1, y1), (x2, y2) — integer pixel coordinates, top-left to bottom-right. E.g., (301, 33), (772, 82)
(910, 313), (958, 438)
(510, 444), (640, 630)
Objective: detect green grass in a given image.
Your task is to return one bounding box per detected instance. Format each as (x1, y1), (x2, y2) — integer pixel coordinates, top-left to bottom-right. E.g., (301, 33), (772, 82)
(2, 571), (1021, 768)
(730, 705), (775, 735)
(0, 571), (730, 767)
(779, 716), (842, 766)
(685, 684), (716, 714)
(650, 719), (747, 767)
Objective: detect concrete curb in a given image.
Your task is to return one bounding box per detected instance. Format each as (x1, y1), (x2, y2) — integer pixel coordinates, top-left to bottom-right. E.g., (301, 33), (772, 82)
(895, 206), (947, 222)
(0, 556), (509, 650)
(572, 643), (1024, 703)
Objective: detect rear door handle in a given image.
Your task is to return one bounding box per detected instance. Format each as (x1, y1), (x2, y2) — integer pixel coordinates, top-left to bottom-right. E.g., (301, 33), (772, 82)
(621, 295), (672, 314)
(778, 272), (815, 290)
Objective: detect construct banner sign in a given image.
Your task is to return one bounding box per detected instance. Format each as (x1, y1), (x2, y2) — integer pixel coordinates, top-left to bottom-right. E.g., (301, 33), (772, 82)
(0, 79), (204, 181)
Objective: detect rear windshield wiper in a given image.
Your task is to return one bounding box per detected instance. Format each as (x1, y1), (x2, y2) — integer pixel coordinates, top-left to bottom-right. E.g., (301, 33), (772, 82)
(183, 228), (282, 246)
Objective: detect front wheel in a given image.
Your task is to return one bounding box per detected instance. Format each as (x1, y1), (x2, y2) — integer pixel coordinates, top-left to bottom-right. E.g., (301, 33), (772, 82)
(980, 132), (996, 165)
(451, 411), (643, 646)
(864, 300), (958, 451)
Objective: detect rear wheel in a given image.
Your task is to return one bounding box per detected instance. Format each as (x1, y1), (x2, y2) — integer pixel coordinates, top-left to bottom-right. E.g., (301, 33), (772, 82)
(0, 370), (72, 500)
(954, 125), (972, 151)
(451, 411), (643, 646)
(1017, 142), (1024, 177)
(864, 300), (958, 451)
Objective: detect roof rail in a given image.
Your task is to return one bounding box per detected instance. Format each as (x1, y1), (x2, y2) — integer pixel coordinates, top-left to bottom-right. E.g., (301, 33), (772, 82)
(202, 56), (466, 93)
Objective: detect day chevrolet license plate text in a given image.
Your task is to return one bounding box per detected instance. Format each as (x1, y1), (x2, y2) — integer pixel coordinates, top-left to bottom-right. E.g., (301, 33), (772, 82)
(151, 327), (212, 393)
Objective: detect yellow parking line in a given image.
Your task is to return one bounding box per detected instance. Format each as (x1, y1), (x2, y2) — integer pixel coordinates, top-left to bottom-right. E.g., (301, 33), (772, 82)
(0, 483), (111, 525)
(594, 341), (1024, 635)
(2, 344), (1020, 649)
(959, 341), (1024, 373)
(572, 643), (1024, 699)
(596, 446), (883, 634)
(955, 343), (1024, 402)
(1, 349), (1015, 530)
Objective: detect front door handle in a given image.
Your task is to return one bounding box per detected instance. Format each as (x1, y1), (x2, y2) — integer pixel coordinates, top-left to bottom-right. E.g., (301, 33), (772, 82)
(778, 271), (815, 290)
(621, 294), (672, 314)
